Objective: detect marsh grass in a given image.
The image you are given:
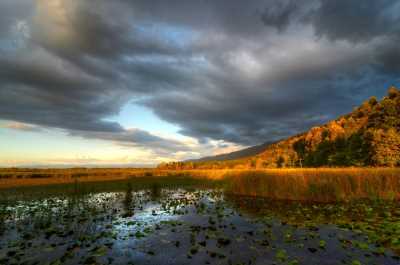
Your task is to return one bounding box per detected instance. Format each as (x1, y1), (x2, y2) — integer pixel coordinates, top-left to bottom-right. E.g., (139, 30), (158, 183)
(222, 168), (400, 202)
(1, 168), (399, 202)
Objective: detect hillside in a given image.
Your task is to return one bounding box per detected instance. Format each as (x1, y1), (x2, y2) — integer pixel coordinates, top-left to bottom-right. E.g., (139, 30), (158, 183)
(158, 86), (400, 169)
(187, 141), (272, 162)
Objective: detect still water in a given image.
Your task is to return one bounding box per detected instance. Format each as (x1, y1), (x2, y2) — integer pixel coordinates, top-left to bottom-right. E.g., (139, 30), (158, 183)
(0, 183), (399, 265)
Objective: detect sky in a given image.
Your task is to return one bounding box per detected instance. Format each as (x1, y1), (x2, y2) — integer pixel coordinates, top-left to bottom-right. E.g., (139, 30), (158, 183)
(0, 0), (399, 167)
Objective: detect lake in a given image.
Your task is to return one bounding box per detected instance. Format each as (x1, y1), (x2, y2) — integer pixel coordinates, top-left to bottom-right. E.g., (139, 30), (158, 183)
(0, 178), (399, 265)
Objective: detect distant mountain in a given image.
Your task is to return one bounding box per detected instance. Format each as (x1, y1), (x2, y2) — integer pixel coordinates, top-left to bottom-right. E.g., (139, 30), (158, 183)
(158, 86), (400, 169)
(187, 141), (273, 162)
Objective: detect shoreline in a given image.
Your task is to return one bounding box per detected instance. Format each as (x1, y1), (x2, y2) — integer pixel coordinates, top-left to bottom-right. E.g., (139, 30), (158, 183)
(1, 168), (399, 202)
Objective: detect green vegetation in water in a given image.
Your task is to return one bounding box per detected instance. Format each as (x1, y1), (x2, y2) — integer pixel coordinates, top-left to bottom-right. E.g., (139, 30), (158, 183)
(228, 195), (400, 254)
(0, 177), (399, 265)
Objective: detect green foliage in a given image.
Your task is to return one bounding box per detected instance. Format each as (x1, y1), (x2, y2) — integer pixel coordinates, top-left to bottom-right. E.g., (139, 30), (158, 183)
(293, 139), (307, 167)
(367, 88), (400, 131)
(305, 140), (332, 166)
(300, 133), (371, 167)
(275, 249), (288, 262)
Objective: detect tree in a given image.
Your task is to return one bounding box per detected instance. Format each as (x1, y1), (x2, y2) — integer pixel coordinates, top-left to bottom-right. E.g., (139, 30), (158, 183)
(369, 96), (378, 106)
(276, 156), (285, 168)
(388, 86), (400, 99)
(250, 159), (256, 168)
(293, 139), (306, 167)
(370, 128), (400, 167)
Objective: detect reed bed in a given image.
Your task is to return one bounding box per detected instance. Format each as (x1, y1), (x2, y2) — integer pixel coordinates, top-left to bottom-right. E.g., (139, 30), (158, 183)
(0, 168), (229, 189)
(222, 168), (400, 202)
(1, 168), (400, 201)
(0, 168), (164, 189)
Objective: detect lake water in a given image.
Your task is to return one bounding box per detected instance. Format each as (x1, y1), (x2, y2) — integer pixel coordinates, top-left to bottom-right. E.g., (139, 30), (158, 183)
(0, 183), (399, 265)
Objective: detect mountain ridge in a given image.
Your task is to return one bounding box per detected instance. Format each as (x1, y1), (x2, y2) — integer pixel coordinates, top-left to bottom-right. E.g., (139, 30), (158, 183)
(186, 141), (273, 162)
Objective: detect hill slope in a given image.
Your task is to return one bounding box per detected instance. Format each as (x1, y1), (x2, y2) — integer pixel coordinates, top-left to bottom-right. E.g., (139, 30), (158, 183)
(158, 87), (400, 169)
(187, 141), (273, 162)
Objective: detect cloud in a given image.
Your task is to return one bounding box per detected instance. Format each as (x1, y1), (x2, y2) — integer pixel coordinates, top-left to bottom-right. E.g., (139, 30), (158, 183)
(69, 128), (191, 154)
(0, 0), (399, 160)
(260, 0), (302, 32)
(2, 121), (43, 132)
(0, 0), (33, 37)
(309, 0), (400, 43)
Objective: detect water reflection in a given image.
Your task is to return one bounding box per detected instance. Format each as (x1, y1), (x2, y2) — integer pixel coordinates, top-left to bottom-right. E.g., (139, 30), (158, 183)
(123, 183), (134, 218)
(150, 183), (161, 201)
(0, 187), (399, 265)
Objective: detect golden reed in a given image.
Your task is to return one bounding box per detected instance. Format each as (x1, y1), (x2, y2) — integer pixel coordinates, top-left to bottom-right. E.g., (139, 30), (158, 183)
(1, 168), (399, 202)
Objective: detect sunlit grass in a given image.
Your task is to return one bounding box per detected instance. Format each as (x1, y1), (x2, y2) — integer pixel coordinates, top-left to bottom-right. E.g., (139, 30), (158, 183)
(1, 168), (400, 201)
(221, 168), (400, 202)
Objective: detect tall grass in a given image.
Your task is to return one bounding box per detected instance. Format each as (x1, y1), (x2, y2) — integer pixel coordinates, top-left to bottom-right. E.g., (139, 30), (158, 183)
(222, 168), (400, 202)
(1, 168), (400, 202)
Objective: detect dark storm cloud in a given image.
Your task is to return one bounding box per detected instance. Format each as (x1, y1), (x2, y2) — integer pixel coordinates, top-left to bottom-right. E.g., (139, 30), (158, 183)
(0, 0), (400, 155)
(261, 0), (300, 32)
(32, 5), (184, 60)
(69, 129), (190, 153)
(144, 73), (373, 145)
(258, 0), (400, 43)
(0, 0), (32, 36)
(374, 37), (400, 75)
(0, 52), (126, 133)
(123, 0), (269, 36)
(310, 0), (400, 43)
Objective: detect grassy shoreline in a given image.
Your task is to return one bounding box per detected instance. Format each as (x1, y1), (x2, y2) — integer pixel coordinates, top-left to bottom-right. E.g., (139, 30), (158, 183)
(1, 168), (400, 202)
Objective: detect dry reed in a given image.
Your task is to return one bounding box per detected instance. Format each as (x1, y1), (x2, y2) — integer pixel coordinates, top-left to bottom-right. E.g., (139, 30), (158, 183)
(1, 168), (399, 201)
